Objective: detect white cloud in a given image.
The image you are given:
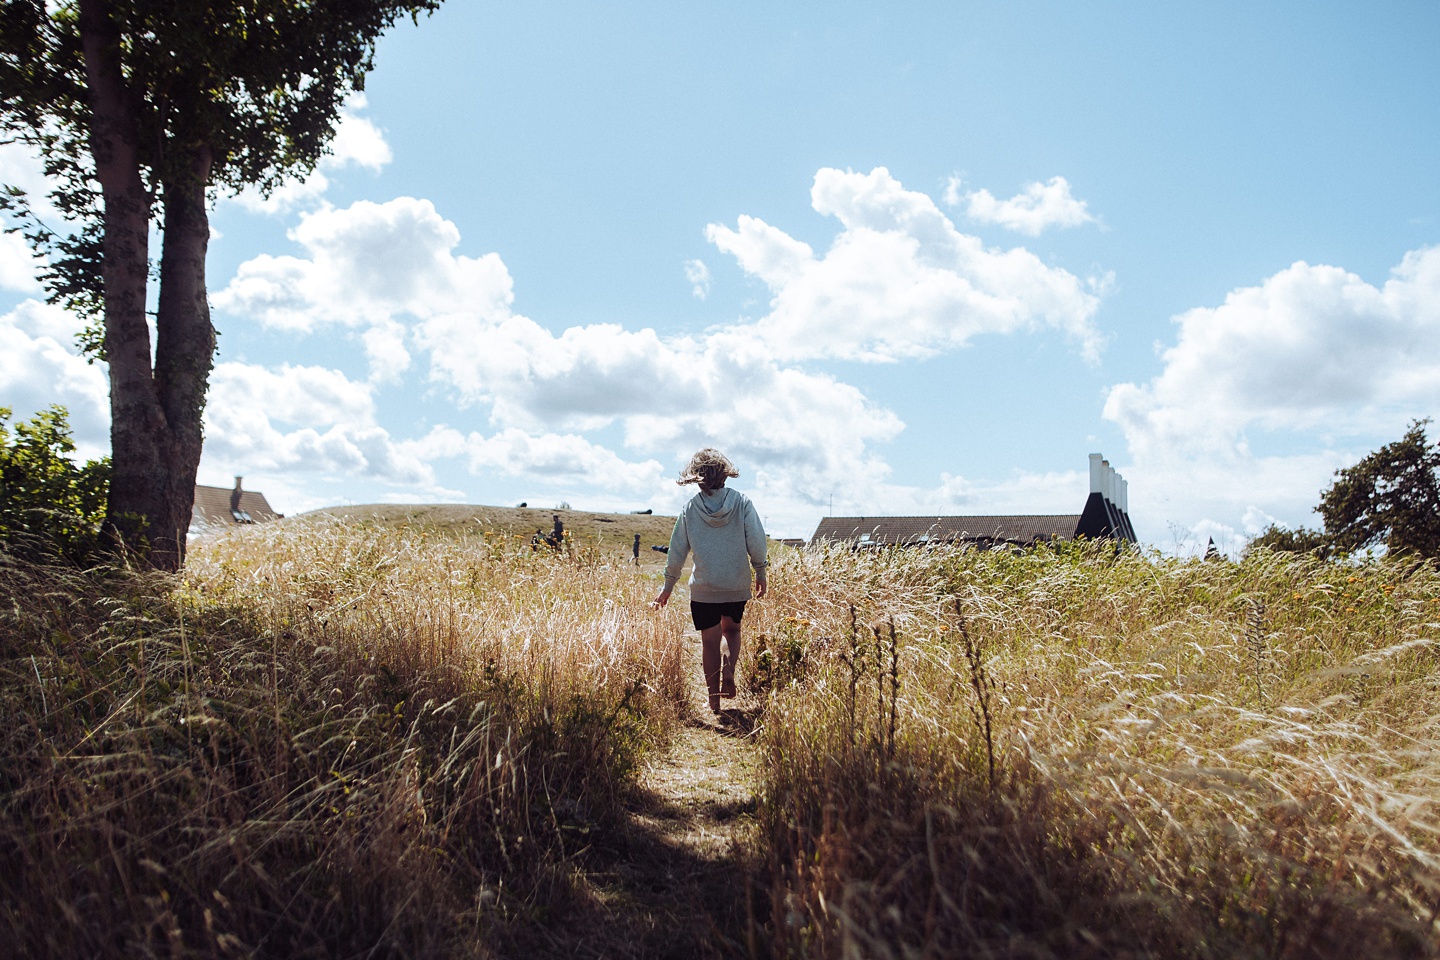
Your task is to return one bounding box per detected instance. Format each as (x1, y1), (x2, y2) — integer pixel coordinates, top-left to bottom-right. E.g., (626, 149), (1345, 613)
(0, 140), (65, 227)
(707, 167), (1106, 363)
(411, 426), (666, 492)
(209, 175), (1114, 535)
(1101, 246), (1440, 544)
(0, 231), (43, 294)
(214, 195), (907, 496)
(213, 197), (507, 379)
(202, 361), (439, 490)
(948, 175), (1097, 236)
(683, 258), (711, 299)
(1105, 248), (1440, 461)
(0, 299), (110, 458)
(326, 94), (392, 171)
(0, 140), (65, 294)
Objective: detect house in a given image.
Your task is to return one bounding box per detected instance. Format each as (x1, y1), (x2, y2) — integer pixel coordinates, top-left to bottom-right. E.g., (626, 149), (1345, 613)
(191, 476), (282, 529)
(810, 454), (1136, 549)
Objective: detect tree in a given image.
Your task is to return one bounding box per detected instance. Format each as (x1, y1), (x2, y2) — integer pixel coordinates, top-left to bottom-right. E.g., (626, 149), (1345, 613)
(1243, 523), (1331, 560)
(1317, 419), (1440, 559)
(0, 0), (440, 570)
(0, 405), (109, 563)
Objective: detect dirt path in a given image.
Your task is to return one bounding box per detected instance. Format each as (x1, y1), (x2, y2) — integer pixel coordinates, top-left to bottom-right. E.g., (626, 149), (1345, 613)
(558, 632), (765, 959)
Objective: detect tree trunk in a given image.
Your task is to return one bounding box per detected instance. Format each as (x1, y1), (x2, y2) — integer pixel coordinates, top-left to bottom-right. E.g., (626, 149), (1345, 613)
(79, 0), (214, 571)
(151, 147), (216, 569)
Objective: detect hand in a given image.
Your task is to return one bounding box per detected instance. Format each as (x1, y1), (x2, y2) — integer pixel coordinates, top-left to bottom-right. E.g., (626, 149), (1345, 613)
(652, 588), (672, 610)
(755, 574), (768, 599)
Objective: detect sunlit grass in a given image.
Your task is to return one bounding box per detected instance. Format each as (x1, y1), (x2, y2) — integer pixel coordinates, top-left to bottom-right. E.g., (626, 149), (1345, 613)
(746, 540), (1440, 958)
(0, 514), (688, 957)
(8, 514), (1439, 957)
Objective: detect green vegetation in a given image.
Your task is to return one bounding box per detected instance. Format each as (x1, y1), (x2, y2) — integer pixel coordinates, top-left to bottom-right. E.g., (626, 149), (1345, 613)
(1250, 419), (1440, 560)
(5, 515), (1440, 957)
(0, 405), (108, 563)
(1, 0), (444, 570)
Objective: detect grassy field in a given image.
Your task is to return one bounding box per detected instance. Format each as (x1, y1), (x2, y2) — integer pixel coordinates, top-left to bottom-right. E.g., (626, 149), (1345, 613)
(4, 512), (1440, 958)
(744, 540), (1440, 959)
(309, 503), (680, 564)
(0, 512), (694, 957)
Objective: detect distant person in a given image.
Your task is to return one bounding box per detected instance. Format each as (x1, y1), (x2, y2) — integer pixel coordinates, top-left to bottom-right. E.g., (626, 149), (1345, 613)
(653, 448), (767, 715)
(531, 528), (543, 550)
(551, 513), (564, 548)
(633, 532), (641, 566)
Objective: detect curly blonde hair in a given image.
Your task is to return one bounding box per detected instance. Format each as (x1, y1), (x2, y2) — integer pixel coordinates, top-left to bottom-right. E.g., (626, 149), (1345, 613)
(677, 447), (739, 488)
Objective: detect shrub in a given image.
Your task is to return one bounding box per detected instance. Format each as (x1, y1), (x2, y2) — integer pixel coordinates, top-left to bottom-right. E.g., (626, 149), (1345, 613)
(0, 405), (108, 563)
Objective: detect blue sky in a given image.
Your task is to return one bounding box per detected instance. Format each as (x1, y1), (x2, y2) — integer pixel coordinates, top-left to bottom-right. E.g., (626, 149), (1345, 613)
(3, 0), (1439, 549)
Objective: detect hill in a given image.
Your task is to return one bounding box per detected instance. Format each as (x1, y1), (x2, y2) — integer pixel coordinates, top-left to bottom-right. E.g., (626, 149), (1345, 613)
(307, 502), (680, 567)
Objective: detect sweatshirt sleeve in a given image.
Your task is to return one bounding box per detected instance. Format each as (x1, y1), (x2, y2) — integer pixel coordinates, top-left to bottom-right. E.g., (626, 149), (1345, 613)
(744, 499), (768, 572)
(663, 513), (689, 590)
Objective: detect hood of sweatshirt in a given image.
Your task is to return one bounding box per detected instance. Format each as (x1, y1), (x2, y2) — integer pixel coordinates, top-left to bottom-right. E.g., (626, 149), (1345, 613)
(694, 486), (739, 527)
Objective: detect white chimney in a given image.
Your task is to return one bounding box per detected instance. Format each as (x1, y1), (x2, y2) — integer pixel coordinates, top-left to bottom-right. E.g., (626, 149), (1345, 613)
(1118, 475), (1129, 513)
(1089, 453), (1104, 494)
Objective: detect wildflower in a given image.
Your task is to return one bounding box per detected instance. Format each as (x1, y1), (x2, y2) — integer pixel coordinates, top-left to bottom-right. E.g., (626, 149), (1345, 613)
(1292, 592), (1303, 601)
(1347, 606), (1358, 613)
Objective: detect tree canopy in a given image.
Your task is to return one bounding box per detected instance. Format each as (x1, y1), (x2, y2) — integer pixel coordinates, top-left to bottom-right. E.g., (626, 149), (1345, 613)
(1317, 419), (1440, 559)
(0, 0), (441, 569)
(1246, 420), (1440, 561)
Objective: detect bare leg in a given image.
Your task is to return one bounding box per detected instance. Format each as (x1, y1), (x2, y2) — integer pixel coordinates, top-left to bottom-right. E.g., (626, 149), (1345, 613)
(720, 616), (742, 697)
(700, 624), (722, 712)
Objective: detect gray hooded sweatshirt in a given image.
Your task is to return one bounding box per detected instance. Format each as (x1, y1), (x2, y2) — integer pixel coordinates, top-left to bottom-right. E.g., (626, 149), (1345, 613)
(663, 486), (768, 603)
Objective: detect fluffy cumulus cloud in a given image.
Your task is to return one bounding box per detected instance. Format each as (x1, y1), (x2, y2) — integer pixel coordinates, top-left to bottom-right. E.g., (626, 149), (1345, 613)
(214, 196), (513, 381)
(707, 167), (1107, 363)
(1103, 246), (1440, 545)
(202, 362), (438, 486)
(1106, 249), (1440, 459)
(409, 426), (666, 494)
(946, 175), (1097, 236)
(0, 300), (110, 458)
(209, 170), (1116, 531)
(213, 193), (908, 508)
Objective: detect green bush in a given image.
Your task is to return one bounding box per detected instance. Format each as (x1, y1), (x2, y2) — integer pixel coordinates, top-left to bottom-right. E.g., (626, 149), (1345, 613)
(0, 405), (108, 563)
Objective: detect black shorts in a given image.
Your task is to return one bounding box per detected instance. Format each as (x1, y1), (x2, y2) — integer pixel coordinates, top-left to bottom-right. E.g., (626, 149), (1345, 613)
(690, 600), (747, 631)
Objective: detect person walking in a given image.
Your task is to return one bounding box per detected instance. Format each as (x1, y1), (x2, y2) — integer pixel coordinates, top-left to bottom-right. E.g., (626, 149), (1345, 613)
(653, 448), (767, 714)
(632, 532), (641, 566)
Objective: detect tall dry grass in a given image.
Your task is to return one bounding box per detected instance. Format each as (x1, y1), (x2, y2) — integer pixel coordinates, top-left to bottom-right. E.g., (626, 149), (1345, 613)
(746, 540), (1440, 958)
(0, 515), (687, 958)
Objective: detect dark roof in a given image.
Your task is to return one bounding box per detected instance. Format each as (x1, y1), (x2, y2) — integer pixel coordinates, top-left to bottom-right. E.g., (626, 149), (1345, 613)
(811, 514), (1083, 547)
(192, 484), (282, 527)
